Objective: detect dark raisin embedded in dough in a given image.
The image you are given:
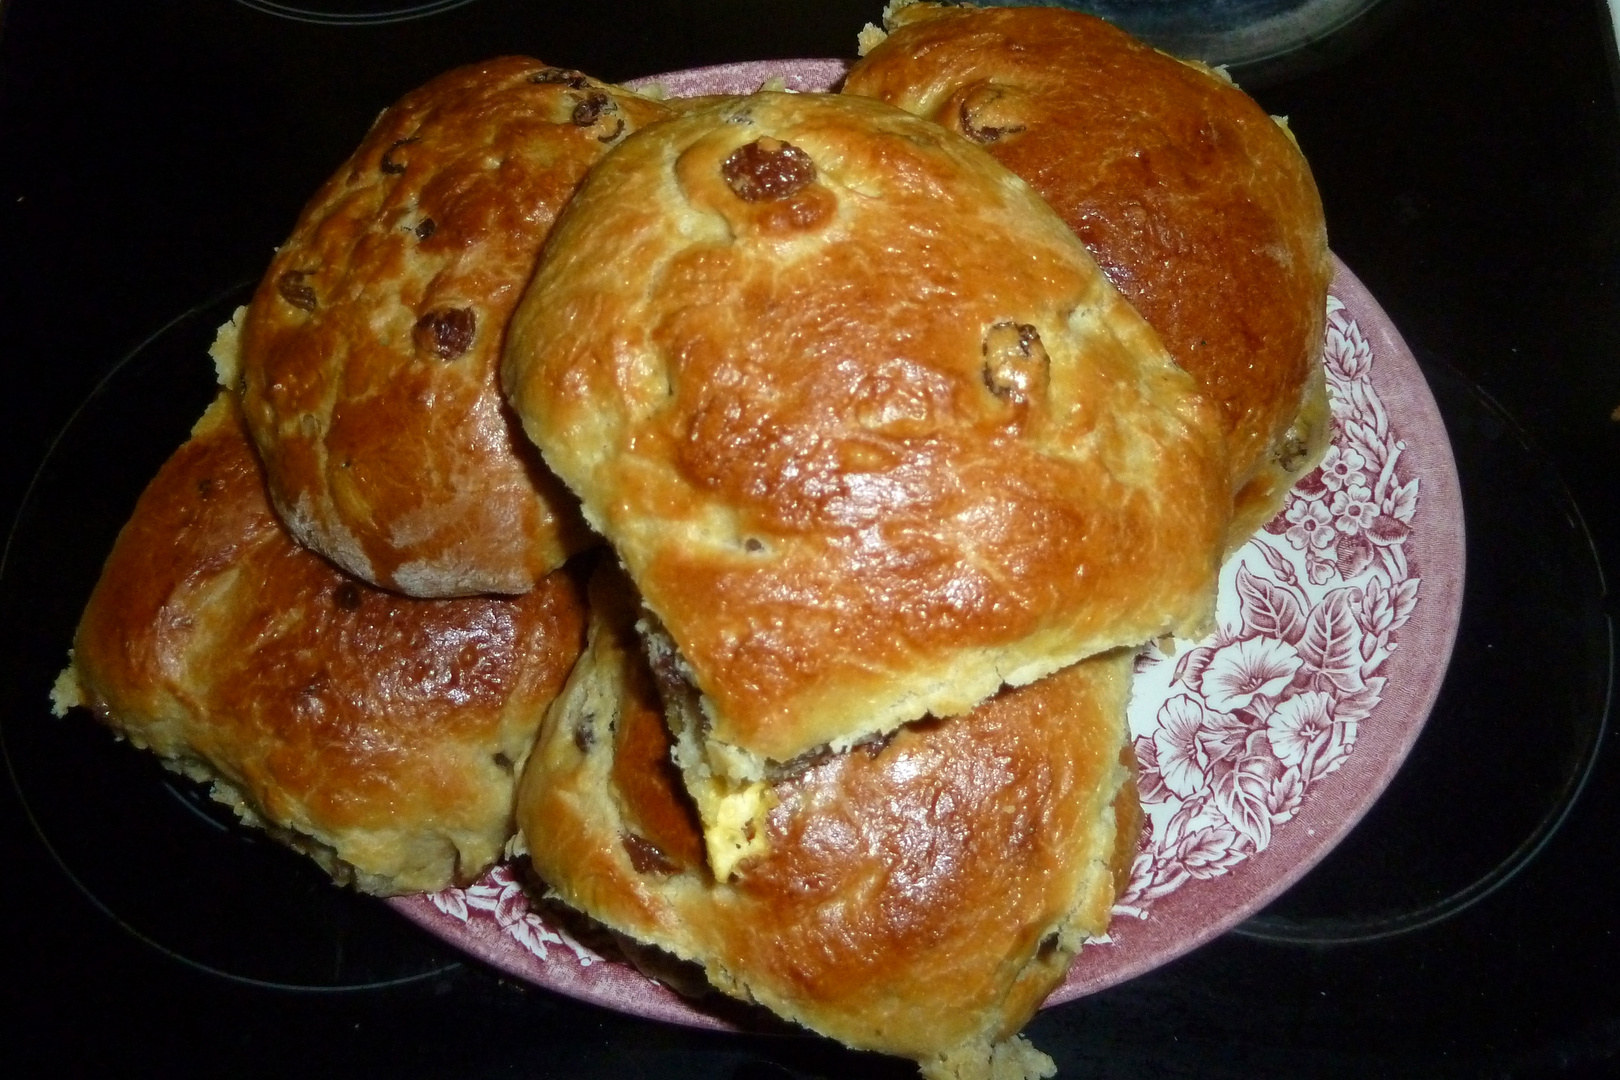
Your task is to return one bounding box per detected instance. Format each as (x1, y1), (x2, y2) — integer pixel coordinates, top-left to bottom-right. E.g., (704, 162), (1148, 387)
(1277, 432), (1312, 473)
(530, 67), (588, 88)
(277, 270), (318, 312)
(743, 537), (764, 553)
(958, 85), (1026, 145)
(647, 638), (689, 703)
(721, 137), (816, 202)
(573, 718), (596, 754)
(768, 742), (835, 782)
(571, 92), (612, 127)
(860, 729), (896, 759)
(414, 217), (437, 240)
(622, 832), (677, 875)
(982, 321), (1050, 405)
(333, 581), (362, 611)
(959, 106), (1023, 144)
(492, 752), (514, 773)
(414, 307), (477, 360)
(380, 136), (419, 175)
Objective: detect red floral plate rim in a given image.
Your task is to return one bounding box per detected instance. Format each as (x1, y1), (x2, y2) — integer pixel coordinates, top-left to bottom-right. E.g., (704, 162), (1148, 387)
(388, 58), (1466, 1029)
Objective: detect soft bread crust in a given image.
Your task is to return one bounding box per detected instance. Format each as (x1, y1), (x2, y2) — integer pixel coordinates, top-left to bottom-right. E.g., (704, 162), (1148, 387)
(845, 4), (1335, 546)
(238, 57), (670, 596)
(518, 567), (1138, 1079)
(57, 394), (588, 895)
(503, 91), (1228, 773)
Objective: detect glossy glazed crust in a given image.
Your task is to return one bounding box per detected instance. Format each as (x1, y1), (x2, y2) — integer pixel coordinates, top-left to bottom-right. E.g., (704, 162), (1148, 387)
(57, 395), (588, 895)
(845, 3), (1334, 545)
(237, 57), (670, 596)
(503, 90), (1228, 771)
(517, 567), (1137, 1078)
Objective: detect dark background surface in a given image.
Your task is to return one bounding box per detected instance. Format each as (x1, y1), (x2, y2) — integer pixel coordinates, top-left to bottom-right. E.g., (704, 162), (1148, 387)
(2, 1), (1617, 1077)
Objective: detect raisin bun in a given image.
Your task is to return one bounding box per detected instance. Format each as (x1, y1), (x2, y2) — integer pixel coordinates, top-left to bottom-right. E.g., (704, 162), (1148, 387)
(52, 394), (587, 895)
(517, 566), (1141, 1080)
(502, 91), (1228, 812)
(233, 57), (670, 597)
(846, 3), (1335, 547)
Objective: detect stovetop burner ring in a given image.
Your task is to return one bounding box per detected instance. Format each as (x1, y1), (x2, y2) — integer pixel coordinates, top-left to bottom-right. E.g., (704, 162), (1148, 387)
(231, 0), (481, 26)
(1232, 362), (1613, 947)
(0, 284), (465, 992)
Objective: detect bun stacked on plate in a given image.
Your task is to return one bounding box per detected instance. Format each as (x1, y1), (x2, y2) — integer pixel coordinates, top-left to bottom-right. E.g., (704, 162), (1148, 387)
(52, 394), (587, 895)
(845, 1), (1334, 548)
(232, 57), (670, 597)
(519, 565), (1140, 1080)
(502, 90), (1227, 879)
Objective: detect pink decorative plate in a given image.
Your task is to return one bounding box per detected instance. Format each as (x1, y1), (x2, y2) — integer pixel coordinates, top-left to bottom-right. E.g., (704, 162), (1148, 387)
(389, 59), (1466, 1027)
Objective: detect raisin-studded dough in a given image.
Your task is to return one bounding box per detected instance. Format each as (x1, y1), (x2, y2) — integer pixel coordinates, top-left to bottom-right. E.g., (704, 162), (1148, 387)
(53, 394), (587, 895)
(502, 91), (1228, 797)
(233, 57), (669, 596)
(518, 566), (1140, 1080)
(847, 3), (1334, 547)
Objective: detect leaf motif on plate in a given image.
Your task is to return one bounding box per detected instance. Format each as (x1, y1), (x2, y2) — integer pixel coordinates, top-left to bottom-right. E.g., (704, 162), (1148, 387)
(1297, 589), (1366, 693)
(1335, 529), (1375, 578)
(1171, 643), (1216, 689)
(1210, 752), (1276, 851)
(1235, 561), (1306, 643)
(427, 887), (470, 922)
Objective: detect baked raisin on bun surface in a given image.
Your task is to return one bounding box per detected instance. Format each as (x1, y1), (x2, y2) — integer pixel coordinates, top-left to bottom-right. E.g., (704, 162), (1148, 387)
(846, 2), (1335, 548)
(52, 395), (588, 895)
(517, 565), (1141, 1080)
(232, 57), (670, 597)
(502, 91), (1229, 806)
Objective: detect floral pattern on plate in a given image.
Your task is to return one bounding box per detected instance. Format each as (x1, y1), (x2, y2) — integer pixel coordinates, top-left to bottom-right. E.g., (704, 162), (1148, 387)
(1116, 295), (1421, 918)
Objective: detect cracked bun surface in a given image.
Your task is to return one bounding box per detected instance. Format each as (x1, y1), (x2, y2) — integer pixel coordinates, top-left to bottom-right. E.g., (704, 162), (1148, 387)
(502, 90), (1228, 779)
(54, 394), (588, 895)
(236, 57), (670, 596)
(846, 3), (1334, 547)
(518, 566), (1140, 1080)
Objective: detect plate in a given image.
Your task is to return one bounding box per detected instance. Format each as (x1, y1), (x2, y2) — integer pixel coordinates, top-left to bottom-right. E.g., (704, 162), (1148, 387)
(380, 59), (1466, 1027)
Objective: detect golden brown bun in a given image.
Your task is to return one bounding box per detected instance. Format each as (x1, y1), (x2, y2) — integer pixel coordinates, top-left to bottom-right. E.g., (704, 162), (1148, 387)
(54, 394), (588, 895)
(518, 566), (1139, 1080)
(237, 58), (671, 596)
(503, 90), (1228, 777)
(845, 3), (1335, 546)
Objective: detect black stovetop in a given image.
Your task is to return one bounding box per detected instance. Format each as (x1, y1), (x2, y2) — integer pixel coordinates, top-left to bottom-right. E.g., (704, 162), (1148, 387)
(2, 2), (1616, 1077)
